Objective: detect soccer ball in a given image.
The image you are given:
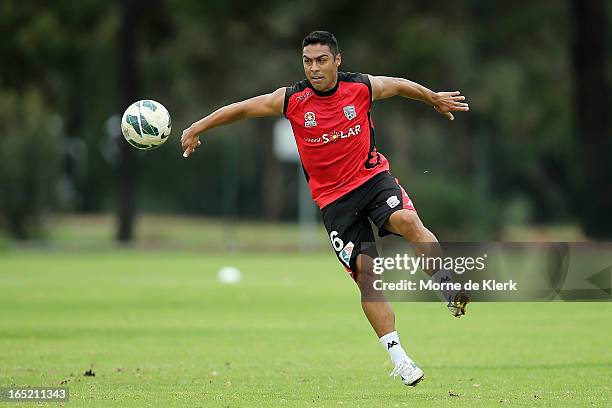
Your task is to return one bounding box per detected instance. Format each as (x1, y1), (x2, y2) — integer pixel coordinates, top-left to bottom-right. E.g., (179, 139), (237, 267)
(121, 100), (171, 150)
(217, 266), (242, 284)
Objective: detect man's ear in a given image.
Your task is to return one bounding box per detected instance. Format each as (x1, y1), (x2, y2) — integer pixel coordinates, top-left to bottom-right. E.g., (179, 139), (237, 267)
(335, 53), (342, 68)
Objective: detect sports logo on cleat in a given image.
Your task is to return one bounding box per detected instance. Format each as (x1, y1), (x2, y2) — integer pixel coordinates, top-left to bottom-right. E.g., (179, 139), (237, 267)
(387, 340), (399, 350)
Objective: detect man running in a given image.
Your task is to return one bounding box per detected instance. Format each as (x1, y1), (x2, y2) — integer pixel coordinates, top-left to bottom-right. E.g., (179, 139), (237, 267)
(181, 30), (469, 387)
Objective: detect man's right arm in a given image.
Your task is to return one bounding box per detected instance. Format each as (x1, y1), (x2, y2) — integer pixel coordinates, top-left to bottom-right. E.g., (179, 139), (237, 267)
(181, 87), (286, 157)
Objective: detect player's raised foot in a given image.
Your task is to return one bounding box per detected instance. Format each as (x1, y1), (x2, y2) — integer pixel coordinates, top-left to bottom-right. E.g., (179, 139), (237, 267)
(390, 358), (425, 387)
(448, 290), (470, 317)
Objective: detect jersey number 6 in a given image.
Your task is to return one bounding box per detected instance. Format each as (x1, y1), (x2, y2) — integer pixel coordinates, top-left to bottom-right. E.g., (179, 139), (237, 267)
(330, 231), (344, 252)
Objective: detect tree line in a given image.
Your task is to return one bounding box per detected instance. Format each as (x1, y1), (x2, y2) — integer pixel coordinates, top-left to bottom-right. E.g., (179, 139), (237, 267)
(0, 0), (610, 240)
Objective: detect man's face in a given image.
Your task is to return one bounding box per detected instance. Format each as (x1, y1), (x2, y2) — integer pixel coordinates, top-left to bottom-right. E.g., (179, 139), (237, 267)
(302, 43), (341, 92)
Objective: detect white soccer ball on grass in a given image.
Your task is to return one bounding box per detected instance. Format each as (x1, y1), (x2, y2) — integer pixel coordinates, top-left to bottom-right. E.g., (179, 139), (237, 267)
(217, 266), (242, 284)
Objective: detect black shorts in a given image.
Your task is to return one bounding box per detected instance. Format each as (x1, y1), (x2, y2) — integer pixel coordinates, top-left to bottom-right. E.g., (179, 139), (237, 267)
(321, 171), (416, 280)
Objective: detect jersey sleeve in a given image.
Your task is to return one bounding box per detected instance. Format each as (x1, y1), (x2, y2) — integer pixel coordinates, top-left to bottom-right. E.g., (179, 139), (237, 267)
(283, 86), (296, 118)
(283, 80), (309, 118)
(339, 72), (373, 104)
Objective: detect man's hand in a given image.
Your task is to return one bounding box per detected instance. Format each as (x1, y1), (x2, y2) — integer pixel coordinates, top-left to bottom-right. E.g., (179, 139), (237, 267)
(181, 126), (202, 158)
(432, 91), (469, 121)
(180, 87), (286, 158)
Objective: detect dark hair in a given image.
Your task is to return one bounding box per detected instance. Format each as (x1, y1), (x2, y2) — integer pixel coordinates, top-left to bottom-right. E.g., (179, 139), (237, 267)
(302, 31), (339, 55)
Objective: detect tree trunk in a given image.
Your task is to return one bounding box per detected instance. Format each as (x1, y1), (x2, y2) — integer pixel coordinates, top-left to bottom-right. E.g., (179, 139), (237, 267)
(116, 0), (139, 242)
(571, 0), (612, 238)
(261, 117), (284, 220)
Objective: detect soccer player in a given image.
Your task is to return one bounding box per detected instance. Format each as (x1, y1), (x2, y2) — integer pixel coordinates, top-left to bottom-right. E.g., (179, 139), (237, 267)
(181, 31), (469, 387)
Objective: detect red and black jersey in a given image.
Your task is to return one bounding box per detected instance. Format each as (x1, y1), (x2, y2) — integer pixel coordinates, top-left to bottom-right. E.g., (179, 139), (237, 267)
(283, 72), (390, 209)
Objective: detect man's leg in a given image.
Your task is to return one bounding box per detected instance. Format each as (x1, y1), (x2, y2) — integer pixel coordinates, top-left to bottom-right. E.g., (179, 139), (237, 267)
(355, 253), (425, 386)
(384, 209), (469, 317)
(356, 254), (395, 337)
(384, 209), (441, 276)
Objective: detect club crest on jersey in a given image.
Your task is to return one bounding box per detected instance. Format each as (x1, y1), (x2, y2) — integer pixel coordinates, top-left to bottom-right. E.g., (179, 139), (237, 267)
(343, 105), (357, 120)
(304, 111), (317, 127)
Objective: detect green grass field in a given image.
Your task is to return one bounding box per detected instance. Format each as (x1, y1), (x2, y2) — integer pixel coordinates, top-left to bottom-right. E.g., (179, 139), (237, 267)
(0, 250), (610, 407)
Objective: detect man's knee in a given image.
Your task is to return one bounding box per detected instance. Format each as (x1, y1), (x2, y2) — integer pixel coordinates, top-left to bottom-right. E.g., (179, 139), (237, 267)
(355, 254), (373, 286)
(393, 210), (424, 238)
(355, 255), (384, 301)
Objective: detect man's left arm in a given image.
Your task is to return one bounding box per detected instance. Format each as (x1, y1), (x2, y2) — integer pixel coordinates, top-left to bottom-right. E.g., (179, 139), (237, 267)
(368, 75), (469, 121)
